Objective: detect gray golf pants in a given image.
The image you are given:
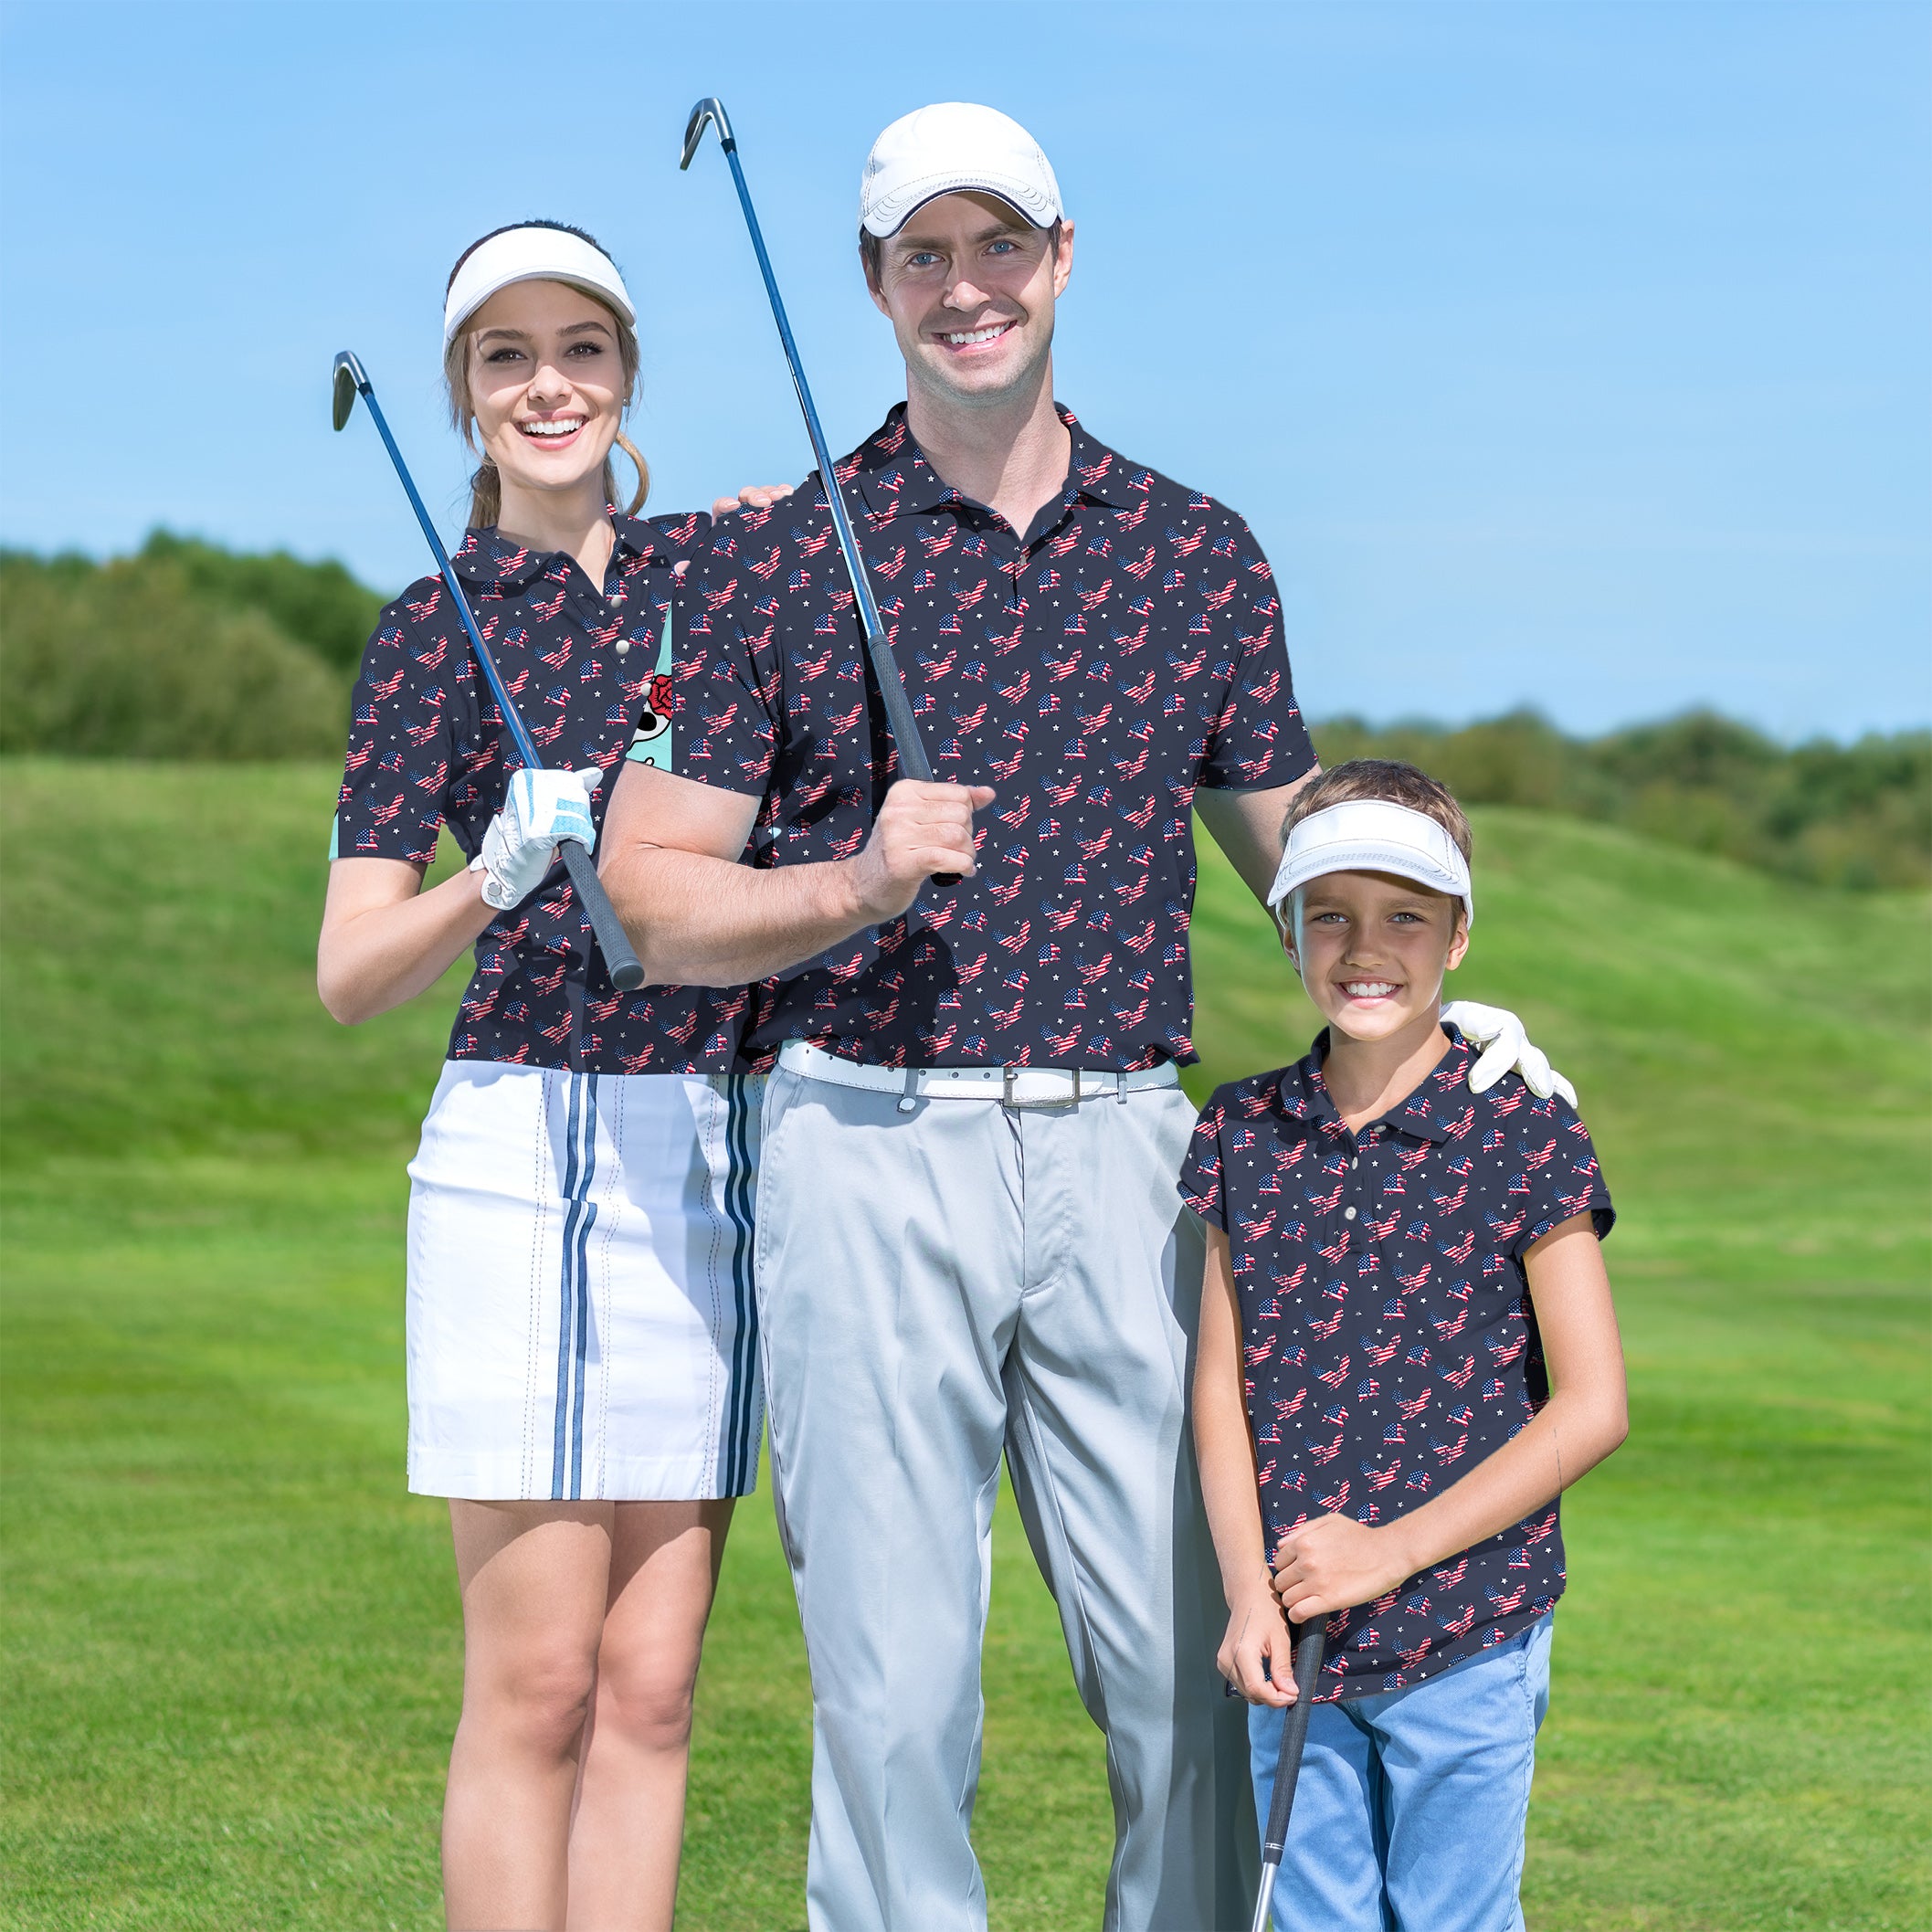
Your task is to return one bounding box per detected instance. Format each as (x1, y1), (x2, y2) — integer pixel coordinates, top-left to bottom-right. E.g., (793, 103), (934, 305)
(755, 1063), (1255, 1932)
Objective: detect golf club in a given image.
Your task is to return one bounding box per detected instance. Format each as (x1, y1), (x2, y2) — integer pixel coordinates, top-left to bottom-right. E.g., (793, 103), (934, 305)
(680, 97), (962, 884)
(1247, 1620), (1328, 1932)
(330, 350), (646, 992)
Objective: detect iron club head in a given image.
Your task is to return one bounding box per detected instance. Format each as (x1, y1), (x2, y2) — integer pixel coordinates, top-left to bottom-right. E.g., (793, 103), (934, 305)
(331, 351), (368, 433)
(680, 96), (734, 170)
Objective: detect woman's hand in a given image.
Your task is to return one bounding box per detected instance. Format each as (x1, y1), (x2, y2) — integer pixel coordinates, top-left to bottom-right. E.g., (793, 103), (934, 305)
(1271, 1514), (1416, 1625)
(1219, 1582), (1298, 1707)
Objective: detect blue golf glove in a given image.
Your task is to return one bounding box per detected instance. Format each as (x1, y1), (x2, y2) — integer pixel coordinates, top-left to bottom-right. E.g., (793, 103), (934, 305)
(472, 766), (603, 911)
(1441, 1000), (1578, 1107)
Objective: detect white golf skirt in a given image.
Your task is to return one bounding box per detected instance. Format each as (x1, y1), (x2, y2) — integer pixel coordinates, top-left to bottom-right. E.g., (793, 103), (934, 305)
(405, 1061), (762, 1502)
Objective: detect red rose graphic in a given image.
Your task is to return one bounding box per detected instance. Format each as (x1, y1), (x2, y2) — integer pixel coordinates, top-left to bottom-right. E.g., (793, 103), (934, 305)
(649, 673), (673, 720)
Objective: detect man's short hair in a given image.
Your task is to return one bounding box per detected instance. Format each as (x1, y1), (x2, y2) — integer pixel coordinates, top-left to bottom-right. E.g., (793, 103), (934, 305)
(859, 216), (1064, 292)
(1283, 759), (1474, 864)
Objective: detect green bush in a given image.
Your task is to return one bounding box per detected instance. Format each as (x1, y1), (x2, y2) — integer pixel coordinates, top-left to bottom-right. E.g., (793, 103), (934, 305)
(1313, 709), (1931, 891)
(0, 551), (346, 760)
(137, 529), (384, 673)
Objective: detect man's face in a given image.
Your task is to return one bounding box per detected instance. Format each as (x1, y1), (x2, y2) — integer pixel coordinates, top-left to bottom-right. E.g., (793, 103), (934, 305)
(867, 191), (1074, 411)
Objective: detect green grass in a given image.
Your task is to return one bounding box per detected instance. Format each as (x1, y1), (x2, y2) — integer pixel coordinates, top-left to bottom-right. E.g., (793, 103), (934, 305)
(3, 759), (1927, 1928)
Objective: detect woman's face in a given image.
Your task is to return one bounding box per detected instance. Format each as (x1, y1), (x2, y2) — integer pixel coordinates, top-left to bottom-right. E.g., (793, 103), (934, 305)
(465, 279), (626, 505)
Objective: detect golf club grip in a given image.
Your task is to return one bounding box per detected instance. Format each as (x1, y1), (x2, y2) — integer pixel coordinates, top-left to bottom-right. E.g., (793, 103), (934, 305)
(561, 842), (645, 993)
(1261, 1623), (1327, 1860)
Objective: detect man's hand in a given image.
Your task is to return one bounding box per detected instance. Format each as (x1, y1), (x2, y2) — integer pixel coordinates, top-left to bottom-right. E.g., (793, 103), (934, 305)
(843, 779), (994, 921)
(709, 483), (797, 517)
(1271, 1514), (1414, 1626)
(1218, 1582), (1299, 1707)
(1441, 1000), (1578, 1105)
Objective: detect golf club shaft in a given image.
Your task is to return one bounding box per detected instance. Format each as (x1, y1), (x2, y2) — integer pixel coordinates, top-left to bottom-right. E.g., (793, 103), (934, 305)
(684, 100), (936, 789)
(1248, 1621), (1327, 1932)
(335, 358), (645, 992)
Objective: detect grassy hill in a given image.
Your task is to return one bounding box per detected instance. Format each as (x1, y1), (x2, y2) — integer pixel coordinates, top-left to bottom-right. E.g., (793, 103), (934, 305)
(3, 760), (1927, 1928)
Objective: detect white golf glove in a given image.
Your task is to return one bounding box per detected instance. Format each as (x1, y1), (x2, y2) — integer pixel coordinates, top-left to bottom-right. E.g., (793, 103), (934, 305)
(471, 766), (603, 911)
(1441, 1000), (1578, 1107)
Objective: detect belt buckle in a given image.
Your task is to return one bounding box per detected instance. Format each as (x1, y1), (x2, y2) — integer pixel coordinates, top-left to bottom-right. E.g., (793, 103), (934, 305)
(1002, 1065), (1082, 1110)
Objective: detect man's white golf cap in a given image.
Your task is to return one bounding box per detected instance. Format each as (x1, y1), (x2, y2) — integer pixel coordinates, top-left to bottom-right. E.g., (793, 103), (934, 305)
(1267, 799), (1475, 928)
(444, 225), (636, 347)
(859, 103), (1063, 239)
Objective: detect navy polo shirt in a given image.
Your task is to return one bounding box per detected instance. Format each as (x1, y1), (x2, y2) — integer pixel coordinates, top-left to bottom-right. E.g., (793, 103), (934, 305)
(668, 403), (1316, 1072)
(333, 513), (753, 1072)
(1179, 1030), (1615, 1700)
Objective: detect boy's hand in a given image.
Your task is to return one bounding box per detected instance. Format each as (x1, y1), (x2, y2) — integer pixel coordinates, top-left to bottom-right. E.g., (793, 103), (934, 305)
(1218, 1583), (1298, 1707)
(1272, 1514), (1415, 1623)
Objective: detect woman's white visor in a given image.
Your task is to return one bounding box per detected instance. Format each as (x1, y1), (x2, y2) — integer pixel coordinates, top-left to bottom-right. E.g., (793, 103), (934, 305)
(444, 227), (635, 346)
(1266, 799), (1474, 927)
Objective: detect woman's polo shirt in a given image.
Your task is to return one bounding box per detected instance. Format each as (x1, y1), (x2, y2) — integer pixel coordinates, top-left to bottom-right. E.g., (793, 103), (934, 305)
(1180, 1030), (1615, 1699)
(333, 512), (752, 1073)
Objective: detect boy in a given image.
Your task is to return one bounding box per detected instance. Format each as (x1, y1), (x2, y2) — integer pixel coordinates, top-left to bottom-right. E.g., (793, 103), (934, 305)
(1182, 760), (1629, 1931)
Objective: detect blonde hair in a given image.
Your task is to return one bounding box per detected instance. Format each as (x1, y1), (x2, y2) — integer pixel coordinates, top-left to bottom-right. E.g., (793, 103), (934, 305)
(442, 222), (650, 530)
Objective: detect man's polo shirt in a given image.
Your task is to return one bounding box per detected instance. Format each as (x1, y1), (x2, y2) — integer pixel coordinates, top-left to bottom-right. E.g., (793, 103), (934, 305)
(1179, 1030), (1615, 1699)
(669, 403), (1316, 1071)
(334, 513), (752, 1073)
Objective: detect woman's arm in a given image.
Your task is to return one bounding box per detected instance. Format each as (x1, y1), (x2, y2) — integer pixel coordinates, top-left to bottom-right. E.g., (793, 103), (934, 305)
(1193, 1226), (1296, 1707)
(318, 856), (497, 1025)
(1271, 1212), (1628, 1622)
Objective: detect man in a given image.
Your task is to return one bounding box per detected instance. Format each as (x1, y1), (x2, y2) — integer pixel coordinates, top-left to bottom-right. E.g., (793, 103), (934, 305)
(601, 103), (1559, 1931)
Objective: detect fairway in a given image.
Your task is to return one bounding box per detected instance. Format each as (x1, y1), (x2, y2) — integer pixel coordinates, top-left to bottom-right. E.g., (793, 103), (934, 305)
(3, 760), (1927, 1930)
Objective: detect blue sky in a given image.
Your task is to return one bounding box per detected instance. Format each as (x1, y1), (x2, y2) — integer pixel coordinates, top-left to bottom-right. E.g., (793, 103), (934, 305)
(1, 0), (1925, 738)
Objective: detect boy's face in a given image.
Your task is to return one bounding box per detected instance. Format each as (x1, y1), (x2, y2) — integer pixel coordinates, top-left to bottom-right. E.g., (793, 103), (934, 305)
(1287, 869), (1469, 1044)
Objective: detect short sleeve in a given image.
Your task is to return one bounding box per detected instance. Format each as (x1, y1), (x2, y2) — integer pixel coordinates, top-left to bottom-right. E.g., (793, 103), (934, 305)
(332, 590), (454, 865)
(1177, 1091), (1233, 1229)
(1512, 1096), (1616, 1256)
(1195, 517), (1316, 793)
(667, 521), (782, 797)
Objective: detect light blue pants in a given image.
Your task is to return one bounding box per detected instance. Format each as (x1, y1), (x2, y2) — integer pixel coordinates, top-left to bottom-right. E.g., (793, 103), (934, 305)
(755, 1067), (1255, 1931)
(1251, 1613), (1554, 1932)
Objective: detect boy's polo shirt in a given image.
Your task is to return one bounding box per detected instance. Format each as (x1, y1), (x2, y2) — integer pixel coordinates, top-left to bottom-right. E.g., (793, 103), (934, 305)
(334, 512), (752, 1073)
(667, 403), (1316, 1072)
(1179, 1030), (1615, 1699)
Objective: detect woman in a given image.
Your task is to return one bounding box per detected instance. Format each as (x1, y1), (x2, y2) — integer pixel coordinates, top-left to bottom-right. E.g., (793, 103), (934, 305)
(319, 221), (773, 1932)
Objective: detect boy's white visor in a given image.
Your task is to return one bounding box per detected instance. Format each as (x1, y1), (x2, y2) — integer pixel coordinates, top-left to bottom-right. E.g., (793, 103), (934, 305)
(1267, 799), (1474, 927)
(444, 227), (635, 346)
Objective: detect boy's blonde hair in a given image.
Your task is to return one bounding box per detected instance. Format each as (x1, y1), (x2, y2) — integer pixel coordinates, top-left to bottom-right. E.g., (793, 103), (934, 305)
(1283, 759), (1473, 863)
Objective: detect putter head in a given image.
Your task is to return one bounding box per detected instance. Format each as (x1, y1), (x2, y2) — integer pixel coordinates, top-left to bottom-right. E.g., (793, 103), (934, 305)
(331, 350), (369, 432)
(680, 96), (734, 169)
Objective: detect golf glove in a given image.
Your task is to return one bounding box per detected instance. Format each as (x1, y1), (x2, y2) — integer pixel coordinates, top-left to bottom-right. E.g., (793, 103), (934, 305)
(472, 767), (603, 911)
(1441, 999), (1578, 1107)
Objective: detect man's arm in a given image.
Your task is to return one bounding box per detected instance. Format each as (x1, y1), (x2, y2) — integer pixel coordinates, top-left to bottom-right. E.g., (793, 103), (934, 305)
(598, 761), (992, 987)
(1194, 770), (1319, 910)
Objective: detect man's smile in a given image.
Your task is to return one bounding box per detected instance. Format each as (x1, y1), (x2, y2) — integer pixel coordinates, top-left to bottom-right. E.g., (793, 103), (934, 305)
(934, 320), (1018, 352)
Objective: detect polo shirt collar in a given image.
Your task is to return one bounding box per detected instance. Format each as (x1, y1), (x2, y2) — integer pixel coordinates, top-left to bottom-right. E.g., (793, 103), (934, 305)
(851, 401), (1146, 522)
(1273, 1026), (1477, 1144)
(450, 513), (665, 595)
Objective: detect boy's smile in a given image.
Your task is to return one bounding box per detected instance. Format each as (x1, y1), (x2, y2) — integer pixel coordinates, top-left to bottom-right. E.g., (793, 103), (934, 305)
(1290, 869), (1469, 1050)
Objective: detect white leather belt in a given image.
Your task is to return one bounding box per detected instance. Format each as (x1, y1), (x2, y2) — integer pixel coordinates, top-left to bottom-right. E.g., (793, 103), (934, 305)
(777, 1039), (1180, 1111)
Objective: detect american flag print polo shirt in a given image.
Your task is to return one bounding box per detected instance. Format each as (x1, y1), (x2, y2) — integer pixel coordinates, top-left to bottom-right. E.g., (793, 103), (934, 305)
(333, 512), (752, 1072)
(1179, 1030), (1616, 1699)
(666, 403), (1317, 1072)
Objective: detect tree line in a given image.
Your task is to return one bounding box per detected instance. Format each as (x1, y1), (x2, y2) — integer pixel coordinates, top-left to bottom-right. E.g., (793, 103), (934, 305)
(2, 535), (1924, 891)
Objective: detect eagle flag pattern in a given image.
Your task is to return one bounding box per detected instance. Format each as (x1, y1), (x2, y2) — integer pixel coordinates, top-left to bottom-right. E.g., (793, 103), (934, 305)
(333, 512), (750, 1073)
(1179, 1031), (1615, 1699)
(664, 404), (1317, 1071)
